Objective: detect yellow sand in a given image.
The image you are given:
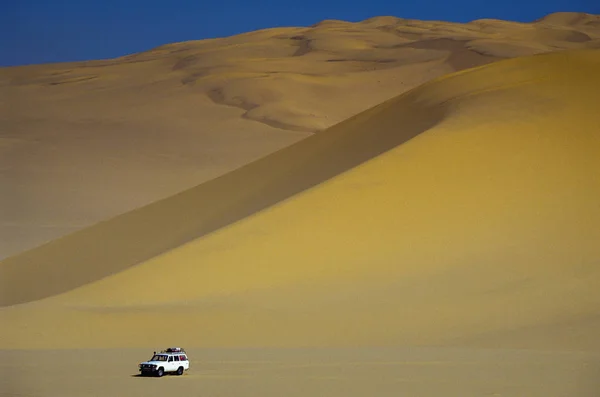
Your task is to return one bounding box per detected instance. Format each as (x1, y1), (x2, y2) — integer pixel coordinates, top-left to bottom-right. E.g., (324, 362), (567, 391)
(1, 12), (598, 260)
(2, 48), (599, 352)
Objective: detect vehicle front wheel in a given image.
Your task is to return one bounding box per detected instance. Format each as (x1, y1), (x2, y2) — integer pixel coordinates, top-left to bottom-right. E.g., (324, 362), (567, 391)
(156, 367), (164, 377)
(176, 366), (184, 376)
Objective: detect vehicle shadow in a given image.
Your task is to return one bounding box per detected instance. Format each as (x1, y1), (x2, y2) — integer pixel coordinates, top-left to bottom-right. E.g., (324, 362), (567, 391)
(130, 373), (182, 378)
(130, 373), (160, 378)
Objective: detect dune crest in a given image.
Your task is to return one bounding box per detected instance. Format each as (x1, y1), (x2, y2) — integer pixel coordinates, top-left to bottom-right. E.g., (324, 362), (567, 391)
(1, 48), (599, 350)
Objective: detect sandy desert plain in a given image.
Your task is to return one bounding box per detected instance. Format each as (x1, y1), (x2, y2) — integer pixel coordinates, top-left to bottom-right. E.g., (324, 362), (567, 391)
(1, 11), (600, 397)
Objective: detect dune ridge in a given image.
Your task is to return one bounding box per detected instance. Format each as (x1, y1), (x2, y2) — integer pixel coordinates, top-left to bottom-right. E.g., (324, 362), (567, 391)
(1, 48), (599, 351)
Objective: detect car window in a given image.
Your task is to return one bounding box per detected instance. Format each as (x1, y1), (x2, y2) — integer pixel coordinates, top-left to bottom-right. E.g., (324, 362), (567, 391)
(168, 356), (173, 362)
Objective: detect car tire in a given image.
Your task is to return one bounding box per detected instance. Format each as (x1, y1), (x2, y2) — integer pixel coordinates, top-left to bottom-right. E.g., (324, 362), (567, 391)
(176, 366), (184, 376)
(156, 367), (164, 377)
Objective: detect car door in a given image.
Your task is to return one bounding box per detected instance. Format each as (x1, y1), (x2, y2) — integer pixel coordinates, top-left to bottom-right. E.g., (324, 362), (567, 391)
(167, 355), (176, 372)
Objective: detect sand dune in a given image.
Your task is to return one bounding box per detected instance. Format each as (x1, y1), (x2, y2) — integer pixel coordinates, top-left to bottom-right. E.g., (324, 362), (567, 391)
(1, 12), (599, 260)
(2, 48), (599, 353)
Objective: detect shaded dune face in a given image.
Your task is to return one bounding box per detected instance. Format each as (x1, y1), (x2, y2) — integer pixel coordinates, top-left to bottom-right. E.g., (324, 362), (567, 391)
(1, 48), (599, 351)
(0, 79), (446, 307)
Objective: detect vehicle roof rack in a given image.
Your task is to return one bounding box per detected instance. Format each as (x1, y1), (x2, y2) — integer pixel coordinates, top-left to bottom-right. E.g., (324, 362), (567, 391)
(160, 347), (186, 353)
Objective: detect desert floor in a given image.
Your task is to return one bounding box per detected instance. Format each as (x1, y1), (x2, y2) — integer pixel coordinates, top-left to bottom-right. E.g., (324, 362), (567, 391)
(3, 347), (600, 397)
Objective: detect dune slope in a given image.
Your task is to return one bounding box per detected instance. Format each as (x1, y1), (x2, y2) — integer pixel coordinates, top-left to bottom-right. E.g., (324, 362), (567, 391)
(1, 12), (599, 260)
(1, 48), (599, 350)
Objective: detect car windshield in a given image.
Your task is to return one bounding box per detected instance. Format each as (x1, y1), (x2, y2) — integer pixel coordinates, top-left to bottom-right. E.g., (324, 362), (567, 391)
(150, 355), (168, 361)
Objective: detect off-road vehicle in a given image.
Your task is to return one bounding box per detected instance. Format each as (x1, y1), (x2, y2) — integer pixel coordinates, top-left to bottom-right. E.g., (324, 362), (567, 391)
(138, 347), (189, 377)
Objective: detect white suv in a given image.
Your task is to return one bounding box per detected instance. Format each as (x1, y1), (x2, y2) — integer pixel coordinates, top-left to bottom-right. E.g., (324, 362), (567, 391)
(138, 347), (190, 377)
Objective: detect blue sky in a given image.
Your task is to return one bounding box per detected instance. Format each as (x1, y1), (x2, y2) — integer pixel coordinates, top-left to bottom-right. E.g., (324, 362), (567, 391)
(1, 0), (598, 66)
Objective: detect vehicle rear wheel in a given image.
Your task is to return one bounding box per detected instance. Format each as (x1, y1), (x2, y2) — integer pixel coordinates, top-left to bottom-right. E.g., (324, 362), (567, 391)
(176, 366), (184, 376)
(156, 367), (164, 377)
